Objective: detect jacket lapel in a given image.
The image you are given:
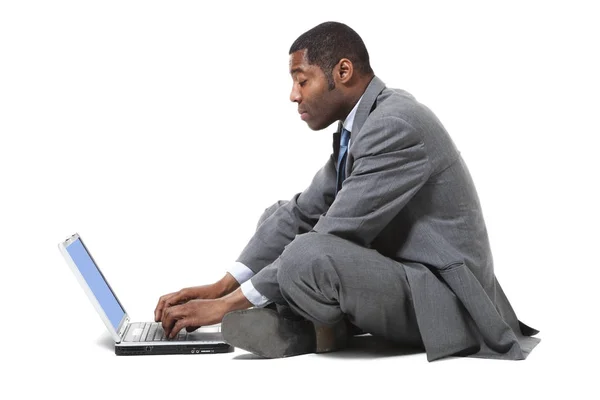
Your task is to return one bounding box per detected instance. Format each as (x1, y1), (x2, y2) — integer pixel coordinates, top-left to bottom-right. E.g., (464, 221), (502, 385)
(332, 76), (385, 171)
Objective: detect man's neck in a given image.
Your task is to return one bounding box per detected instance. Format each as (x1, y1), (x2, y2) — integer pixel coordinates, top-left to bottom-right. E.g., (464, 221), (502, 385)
(342, 94), (363, 132)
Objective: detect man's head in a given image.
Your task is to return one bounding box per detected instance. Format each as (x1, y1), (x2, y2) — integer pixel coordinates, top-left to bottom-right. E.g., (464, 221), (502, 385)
(289, 22), (374, 130)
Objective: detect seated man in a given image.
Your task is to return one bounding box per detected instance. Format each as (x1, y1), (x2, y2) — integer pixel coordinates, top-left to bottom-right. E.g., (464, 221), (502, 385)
(154, 21), (540, 361)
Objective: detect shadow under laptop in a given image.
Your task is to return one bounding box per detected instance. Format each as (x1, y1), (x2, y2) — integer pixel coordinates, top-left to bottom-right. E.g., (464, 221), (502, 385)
(232, 334), (425, 360)
(95, 332), (114, 351)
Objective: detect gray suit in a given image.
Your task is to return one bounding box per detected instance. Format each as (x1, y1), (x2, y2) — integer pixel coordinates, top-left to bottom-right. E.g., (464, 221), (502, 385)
(237, 76), (540, 361)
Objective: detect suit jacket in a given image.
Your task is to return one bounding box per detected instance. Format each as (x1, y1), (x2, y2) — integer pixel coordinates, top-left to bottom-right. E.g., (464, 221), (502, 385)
(238, 76), (540, 361)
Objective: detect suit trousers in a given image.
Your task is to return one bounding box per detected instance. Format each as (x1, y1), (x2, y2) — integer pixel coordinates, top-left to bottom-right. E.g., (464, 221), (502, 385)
(256, 201), (424, 347)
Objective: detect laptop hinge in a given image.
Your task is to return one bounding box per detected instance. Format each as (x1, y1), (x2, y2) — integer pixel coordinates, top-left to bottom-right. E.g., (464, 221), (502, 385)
(118, 319), (131, 343)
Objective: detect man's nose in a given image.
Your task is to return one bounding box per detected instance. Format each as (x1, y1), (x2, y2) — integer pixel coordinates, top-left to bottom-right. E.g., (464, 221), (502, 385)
(290, 85), (301, 103)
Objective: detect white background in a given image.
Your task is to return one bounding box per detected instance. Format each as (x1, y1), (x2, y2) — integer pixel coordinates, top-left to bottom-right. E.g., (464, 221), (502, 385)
(1, 1), (598, 398)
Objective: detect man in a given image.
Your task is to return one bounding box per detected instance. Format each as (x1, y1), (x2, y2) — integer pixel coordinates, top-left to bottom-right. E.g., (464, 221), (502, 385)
(154, 22), (540, 361)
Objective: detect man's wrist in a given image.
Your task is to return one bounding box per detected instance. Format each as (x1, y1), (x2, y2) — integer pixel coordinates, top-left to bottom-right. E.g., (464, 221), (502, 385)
(214, 272), (240, 297)
(219, 288), (253, 314)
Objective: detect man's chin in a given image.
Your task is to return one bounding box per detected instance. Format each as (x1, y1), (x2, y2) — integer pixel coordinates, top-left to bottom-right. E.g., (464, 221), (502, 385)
(306, 119), (335, 131)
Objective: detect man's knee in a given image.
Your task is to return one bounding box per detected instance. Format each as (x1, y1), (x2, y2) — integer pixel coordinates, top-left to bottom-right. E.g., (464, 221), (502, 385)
(276, 233), (336, 290)
(256, 200), (288, 230)
(275, 233), (345, 324)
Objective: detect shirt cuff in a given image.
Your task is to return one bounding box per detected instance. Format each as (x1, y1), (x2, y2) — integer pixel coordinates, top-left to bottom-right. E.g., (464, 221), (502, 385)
(240, 280), (271, 307)
(227, 262), (255, 285)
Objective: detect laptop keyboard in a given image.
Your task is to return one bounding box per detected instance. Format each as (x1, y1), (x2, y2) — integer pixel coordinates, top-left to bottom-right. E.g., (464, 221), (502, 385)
(123, 322), (184, 342)
(124, 322), (222, 342)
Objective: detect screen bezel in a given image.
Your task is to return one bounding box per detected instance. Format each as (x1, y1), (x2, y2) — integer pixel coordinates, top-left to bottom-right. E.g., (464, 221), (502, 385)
(58, 233), (129, 343)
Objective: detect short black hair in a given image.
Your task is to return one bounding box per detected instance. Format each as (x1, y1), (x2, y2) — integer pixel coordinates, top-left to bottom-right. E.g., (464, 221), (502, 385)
(289, 22), (374, 90)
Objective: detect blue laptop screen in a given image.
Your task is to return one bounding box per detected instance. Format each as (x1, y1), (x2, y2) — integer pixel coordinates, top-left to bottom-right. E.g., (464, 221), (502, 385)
(66, 238), (125, 330)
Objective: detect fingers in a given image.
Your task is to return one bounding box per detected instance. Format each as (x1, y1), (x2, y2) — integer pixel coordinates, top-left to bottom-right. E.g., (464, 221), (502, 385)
(161, 304), (179, 338)
(162, 304), (193, 339)
(170, 319), (190, 339)
(154, 290), (190, 322)
(154, 292), (176, 322)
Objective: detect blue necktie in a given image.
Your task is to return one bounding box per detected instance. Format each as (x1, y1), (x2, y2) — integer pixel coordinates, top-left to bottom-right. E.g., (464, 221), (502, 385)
(336, 128), (351, 194)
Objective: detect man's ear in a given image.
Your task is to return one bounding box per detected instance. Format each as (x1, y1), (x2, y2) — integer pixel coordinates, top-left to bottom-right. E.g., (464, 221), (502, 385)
(337, 58), (354, 84)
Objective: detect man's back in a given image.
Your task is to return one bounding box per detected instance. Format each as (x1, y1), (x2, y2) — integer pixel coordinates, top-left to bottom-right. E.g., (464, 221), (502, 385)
(363, 87), (496, 297)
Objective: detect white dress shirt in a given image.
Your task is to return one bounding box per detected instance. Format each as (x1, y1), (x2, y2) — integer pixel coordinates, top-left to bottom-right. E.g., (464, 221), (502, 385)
(228, 96), (363, 306)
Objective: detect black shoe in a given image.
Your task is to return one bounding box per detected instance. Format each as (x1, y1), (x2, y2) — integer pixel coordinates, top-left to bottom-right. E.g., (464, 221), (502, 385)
(222, 308), (348, 358)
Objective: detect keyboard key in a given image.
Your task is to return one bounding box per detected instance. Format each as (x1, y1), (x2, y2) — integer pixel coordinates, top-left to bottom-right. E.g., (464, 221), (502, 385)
(133, 327), (144, 342)
(141, 323), (151, 342)
(154, 325), (165, 341)
(147, 324), (158, 341)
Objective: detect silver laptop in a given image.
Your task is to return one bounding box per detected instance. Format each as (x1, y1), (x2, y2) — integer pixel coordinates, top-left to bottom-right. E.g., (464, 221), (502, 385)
(58, 233), (233, 355)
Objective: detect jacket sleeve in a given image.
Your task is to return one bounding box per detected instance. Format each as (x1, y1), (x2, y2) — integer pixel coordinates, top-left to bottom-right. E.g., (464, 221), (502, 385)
(243, 116), (432, 303)
(313, 115), (432, 246)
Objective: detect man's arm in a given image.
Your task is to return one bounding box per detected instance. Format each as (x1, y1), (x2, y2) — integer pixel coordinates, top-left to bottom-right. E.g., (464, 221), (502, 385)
(160, 116), (430, 330)
(249, 116), (432, 303)
(157, 153), (339, 332)
(313, 115), (431, 245)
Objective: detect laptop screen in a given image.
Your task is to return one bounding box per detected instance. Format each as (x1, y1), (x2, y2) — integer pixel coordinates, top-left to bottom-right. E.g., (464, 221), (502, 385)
(66, 238), (125, 330)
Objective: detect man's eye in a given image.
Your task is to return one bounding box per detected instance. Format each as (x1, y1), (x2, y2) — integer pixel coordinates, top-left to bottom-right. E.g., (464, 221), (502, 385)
(299, 80), (307, 87)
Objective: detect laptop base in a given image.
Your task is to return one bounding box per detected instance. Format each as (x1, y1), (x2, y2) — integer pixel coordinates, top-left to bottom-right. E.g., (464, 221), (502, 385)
(115, 342), (233, 356)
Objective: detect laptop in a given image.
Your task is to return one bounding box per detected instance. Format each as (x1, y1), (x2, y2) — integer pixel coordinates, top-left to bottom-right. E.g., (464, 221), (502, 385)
(58, 233), (233, 355)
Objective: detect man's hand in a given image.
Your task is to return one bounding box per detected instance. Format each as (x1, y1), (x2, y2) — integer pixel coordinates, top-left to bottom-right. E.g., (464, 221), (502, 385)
(154, 273), (240, 323)
(161, 299), (227, 339)
(154, 284), (219, 323)
(161, 289), (253, 338)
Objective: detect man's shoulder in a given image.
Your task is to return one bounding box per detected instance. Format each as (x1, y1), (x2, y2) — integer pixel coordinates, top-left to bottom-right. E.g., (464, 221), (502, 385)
(374, 87), (422, 117)
(352, 88), (425, 149)
(357, 84), (457, 160)
(380, 87), (417, 102)
(367, 87), (443, 131)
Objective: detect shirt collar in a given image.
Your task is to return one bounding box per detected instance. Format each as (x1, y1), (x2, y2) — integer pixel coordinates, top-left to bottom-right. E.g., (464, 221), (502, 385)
(342, 94), (363, 133)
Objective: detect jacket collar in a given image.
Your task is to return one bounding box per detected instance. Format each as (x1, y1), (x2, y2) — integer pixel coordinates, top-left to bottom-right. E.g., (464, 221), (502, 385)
(337, 76), (386, 135)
